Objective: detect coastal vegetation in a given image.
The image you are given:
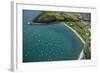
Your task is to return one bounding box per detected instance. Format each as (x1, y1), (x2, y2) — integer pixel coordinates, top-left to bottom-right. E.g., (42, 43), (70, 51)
(33, 11), (91, 59)
(33, 11), (81, 23)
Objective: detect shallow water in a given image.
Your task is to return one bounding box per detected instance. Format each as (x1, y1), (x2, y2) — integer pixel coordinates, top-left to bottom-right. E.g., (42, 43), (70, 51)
(23, 10), (84, 62)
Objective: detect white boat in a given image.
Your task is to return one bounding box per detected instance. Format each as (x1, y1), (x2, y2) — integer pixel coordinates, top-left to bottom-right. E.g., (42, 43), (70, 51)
(27, 22), (31, 25)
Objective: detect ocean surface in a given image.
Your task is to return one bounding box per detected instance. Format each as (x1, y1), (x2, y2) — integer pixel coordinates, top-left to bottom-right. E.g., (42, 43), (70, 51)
(23, 10), (84, 62)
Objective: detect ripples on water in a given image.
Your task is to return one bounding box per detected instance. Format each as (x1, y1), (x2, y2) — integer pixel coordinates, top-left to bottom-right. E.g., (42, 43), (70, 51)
(23, 10), (84, 62)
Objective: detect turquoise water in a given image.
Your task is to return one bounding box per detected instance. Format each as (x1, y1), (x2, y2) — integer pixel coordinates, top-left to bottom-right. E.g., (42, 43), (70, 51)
(23, 10), (84, 62)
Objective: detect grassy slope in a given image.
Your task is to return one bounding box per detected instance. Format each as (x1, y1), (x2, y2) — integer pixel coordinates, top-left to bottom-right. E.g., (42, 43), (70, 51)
(33, 11), (81, 23)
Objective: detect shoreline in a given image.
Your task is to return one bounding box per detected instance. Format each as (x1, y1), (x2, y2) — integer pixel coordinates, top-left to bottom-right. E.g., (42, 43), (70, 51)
(63, 22), (85, 60)
(29, 21), (85, 60)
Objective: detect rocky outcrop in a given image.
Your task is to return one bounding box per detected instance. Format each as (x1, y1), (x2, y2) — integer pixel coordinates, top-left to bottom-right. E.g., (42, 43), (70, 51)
(78, 13), (91, 21)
